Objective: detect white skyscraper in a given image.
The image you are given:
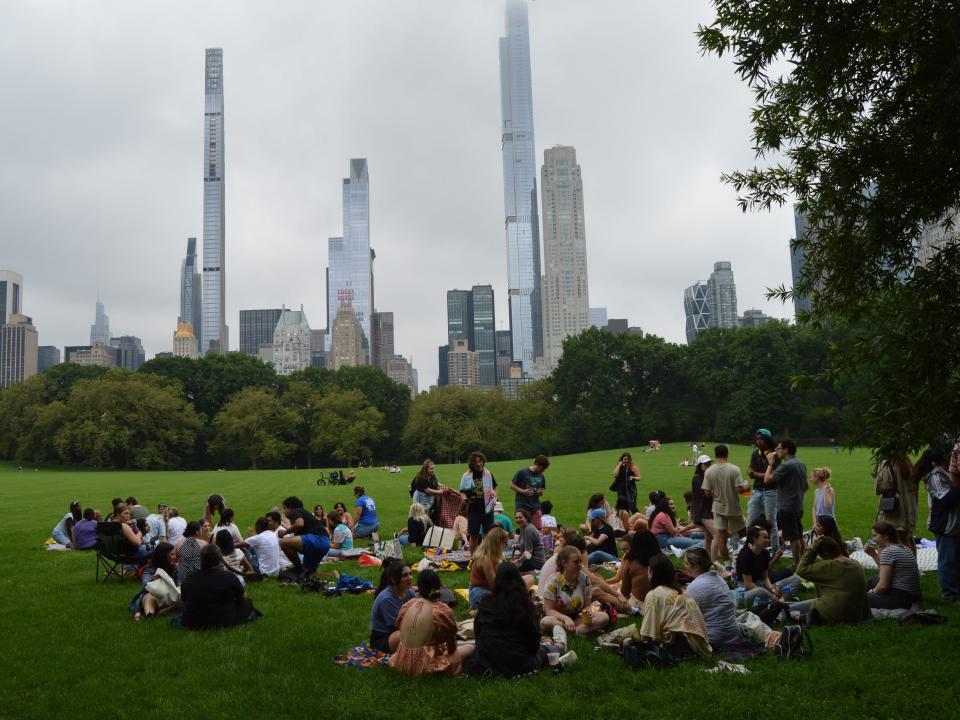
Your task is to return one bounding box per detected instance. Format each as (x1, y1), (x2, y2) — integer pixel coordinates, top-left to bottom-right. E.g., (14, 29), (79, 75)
(90, 299), (111, 345)
(0, 270), (23, 325)
(200, 48), (228, 354)
(540, 145), (590, 372)
(499, 0), (543, 375)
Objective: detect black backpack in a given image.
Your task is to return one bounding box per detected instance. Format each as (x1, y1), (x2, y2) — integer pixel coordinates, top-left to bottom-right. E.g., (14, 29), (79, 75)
(773, 624), (812, 658)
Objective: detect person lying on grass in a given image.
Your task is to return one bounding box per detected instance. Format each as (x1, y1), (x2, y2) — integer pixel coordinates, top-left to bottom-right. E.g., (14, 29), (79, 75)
(540, 545), (610, 636)
(369, 559), (416, 653)
(539, 531), (627, 612)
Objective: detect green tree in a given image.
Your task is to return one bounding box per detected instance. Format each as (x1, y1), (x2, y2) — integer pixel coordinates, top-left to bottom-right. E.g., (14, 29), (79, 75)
(281, 380), (325, 468)
(209, 387), (296, 469)
(698, 2), (960, 456)
(313, 388), (386, 467)
(402, 386), (486, 464)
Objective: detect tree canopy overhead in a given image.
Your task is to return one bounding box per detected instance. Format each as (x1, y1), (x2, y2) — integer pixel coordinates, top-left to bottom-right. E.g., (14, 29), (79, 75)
(698, 1), (960, 457)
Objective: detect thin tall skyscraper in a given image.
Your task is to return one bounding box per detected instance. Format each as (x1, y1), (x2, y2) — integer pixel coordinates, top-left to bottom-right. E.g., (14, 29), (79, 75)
(499, 0), (543, 375)
(90, 299), (110, 345)
(471, 285), (496, 387)
(708, 261), (738, 329)
(326, 159), (372, 363)
(201, 48), (227, 355)
(540, 146), (590, 372)
(179, 237), (202, 339)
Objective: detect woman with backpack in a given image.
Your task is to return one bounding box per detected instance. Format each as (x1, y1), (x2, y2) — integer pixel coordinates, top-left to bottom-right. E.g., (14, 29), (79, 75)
(638, 554), (711, 658)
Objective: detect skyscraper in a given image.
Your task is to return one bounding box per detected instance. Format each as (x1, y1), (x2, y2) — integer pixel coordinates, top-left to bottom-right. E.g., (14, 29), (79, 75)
(0, 270), (23, 325)
(446, 290), (473, 348)
(37, 346), (61, 372)
(90, 299), (111, 345)
(239, 309), (283, 356)
(471, 285), (496, 387)
(110, 336), (146, 372)
(327, 160), (372, 362)
(708, 261), (738, 329)
(172, 322), (199, 359)
(272, 307), (312, 376)
(499, 0), (543, 374)
(589, 307), (608, 329)
(790, 207), (813, 316)
(437, 345), (450, 387)
(448, 339), (480, 388)
(329, 304), (365, 370)
(540, 145), (590, 372)
(201, 48), (227, 355)
(684, 282), (711, 344)
(495, 329), (512, 384)
(179, 237), (202, 340)
(0, 314), (38, 388)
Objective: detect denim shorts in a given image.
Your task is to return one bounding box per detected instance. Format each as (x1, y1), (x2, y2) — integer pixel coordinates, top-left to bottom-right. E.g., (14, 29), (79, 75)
(300, 533), (330, 573)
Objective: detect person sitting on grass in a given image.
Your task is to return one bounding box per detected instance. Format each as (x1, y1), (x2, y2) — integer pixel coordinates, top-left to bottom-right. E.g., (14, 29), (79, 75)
(166, 507), (187, 545)
(451, 499), (470, 549)
(278, 496), (330, 578)
(369, 559), (416, 653)
(465, 562), (572, 677)
(113, 502), (149, 558)
(51, 500), (82, 547)
(202, 493), (227, 529)
(540, 545), (610, 636)
(402, 502), (432, 547)
(614, 529), (662, 611)
(735, 525), (783, 607)
(864, 520), (922, 610)
(492, 501), (515, 536)
(181, 544), (260, 630)
(214, 529), (258, 582)
(469, 527), (508, 608)
(583, 508), (619, 564)
(352, 485), (380, 540)
(325, 511), (354, 558)
(639, 554), (712, 659)
(388, 569), (473, 677)
(813, 515), (848, 556)
(580, 493), (616, 534)
(513, 509), (545, 572)
(265, 512), (294, 571)
(333, 502), (354, 531)
(241, 517), (284, 577)
(176, 521), (207, 584)
(650, 496), (702, 550)
(212, 507), (243, 546)
(129, 541), (181, 621)
(72, 508), (99, 550)
(540, 531), (627, 612)
(313, 504), (326, 522)
(788, 536), (870, 625)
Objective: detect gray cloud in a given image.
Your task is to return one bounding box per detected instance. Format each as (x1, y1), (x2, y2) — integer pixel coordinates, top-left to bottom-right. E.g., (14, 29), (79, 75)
(0, 0), (795, 387)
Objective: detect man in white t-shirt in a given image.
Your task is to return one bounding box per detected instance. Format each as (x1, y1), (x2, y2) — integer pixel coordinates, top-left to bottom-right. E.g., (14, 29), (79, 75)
(702, 444), (749, 562)
(266, 511), (294, 570)
(144, 504), (168, 547)
(242, 517), (284, 577)
(166, 508), (187, 545)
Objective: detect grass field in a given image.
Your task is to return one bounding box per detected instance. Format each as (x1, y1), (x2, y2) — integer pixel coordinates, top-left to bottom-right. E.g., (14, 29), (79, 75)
(2, 443), (958, 720)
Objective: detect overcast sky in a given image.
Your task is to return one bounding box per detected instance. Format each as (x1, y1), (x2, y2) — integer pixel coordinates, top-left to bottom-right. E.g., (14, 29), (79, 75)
(0, 0), (796, 387)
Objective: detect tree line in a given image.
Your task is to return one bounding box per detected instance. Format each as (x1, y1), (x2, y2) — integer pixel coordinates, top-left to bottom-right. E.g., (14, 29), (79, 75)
(0, 321), (873, 470)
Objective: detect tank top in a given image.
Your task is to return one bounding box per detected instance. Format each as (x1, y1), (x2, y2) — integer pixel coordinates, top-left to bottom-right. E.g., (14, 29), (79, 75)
(814, 487), (835, 518)
(469, 558), (493, 589)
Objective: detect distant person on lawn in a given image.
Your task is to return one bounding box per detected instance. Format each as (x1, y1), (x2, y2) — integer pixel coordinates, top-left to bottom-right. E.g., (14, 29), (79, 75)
(511, 454), (549, 530)
(352, 486), (380, 539)
(51, 500), (82, 547)
(610, 452), (641, 528)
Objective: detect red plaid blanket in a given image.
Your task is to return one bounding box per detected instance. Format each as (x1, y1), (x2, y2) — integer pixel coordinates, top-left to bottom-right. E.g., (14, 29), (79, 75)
(434, 487), (463, 529)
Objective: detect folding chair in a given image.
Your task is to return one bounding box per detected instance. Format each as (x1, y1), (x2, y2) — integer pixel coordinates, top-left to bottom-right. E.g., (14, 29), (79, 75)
(95, 522), (144, 584)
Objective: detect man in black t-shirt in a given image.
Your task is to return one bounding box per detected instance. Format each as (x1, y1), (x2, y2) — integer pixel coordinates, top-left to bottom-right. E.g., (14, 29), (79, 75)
(278, 496), (329, 576)
(746, 428), (781, 551)
(735, 525), (783, 606)
(510, 454), (550, 530)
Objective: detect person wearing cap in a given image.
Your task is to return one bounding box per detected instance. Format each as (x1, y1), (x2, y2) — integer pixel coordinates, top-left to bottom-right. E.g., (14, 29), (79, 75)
(690, 454), (716, 559)
(511, 454), (550, 530)
(702, 444), (749, 562)
(584, 508), (619, 564)
(747, 428), (780, 552)
(492, 501), (515, 536)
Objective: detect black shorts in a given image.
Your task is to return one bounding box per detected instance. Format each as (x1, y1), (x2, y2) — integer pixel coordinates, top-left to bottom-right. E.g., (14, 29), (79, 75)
(777, 511), (803, 542)
(369, 629), (391, 653)
(468, 511), (494, 538)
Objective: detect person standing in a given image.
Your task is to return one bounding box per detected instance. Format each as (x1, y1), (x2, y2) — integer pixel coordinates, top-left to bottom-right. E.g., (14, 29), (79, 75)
(510, 454), (549, 530)
(610, 452), (641, 527)
(459, 451), (497, 554)
(874, 456), (918, 553)
(702, 444), (749, 562)
(412, 459), (443, 514)
(764, 438), (808, 566)
(747, 429), (779, 551)
(690, 455), (716, 559)
(918, 446), (960, 602)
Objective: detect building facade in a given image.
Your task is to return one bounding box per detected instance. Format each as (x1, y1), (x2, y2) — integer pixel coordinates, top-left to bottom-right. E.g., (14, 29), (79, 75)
(90, 299), (110, 346)
(372, 310), (394, 372)
(446, 290), (473, 348)
(684, 282), (711, 344)
(495, 330), (513, 384)
(65, 342), (116, 368)
(437, 344), (450, 387)
(272, 307), (311, 376)
(589, 307), (607, 329)
(739, 309), (772, 328)
(448, 339), (480, 388)
(708, 261), (738, 329)
(540, 145), (590, 372)
(471, 285), (497, 387)
(0, 313), (38, 387)
(0, 270), (23, 326)
(201, 48), (228, 355)
(385, 354), (417, 399)
(239, 308), (283, 356)
(329, 303), (365, 370)
(790, 207), (813, 316)
(173, 322), (199, 359)
(499, 0), (543, 374)
(326, 159), (372, 362)
(179, 237), (202, 340)
(110, 336), (146, 372)
(37, 345), (60, 372)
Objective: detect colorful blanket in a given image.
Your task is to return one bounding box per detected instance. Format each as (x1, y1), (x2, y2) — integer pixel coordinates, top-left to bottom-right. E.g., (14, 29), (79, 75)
(334, 646), (391, 668)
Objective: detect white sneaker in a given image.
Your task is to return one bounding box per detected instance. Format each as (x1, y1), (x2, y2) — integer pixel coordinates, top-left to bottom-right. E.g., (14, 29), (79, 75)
(552, 625), (568, 652)
(371, 532), (379, 542)
(559, 650), (578, 667)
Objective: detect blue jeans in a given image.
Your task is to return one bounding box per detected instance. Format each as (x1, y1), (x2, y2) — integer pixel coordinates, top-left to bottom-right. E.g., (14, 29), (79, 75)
(588, 550), (618, 565)
(936, 534), (960, 601)
(656, 534), (702, 550)
(355, 522), (379, 539)
(747, 489), (779, 551)
(412, 491), (435, 513)
(469, 585), (492, 608)
(52, 529), (71, 545)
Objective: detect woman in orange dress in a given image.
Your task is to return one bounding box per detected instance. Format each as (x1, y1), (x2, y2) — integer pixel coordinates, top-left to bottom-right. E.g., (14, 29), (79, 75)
(388, 569), (473, 676)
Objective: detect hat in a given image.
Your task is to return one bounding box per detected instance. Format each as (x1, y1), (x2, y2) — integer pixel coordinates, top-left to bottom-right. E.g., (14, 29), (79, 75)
(130, 504), (150, 520)
(588, 508), (607, 521)
(493, 501), (504, 513)
(696, 454), (713, 466)
(755, 428), (772, 441)
(542, 515), (558, 529)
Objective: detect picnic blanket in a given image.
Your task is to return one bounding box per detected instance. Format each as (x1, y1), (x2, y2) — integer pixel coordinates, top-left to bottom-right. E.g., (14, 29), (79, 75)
(850, 547), (938, 573)
(334, 646), (391, 668)
(422, 549), (472, 564)
(434, 487), (463, 529)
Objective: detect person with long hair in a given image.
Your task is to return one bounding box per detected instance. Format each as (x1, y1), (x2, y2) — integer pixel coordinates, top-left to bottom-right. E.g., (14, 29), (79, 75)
(51, 500), (82, 547)
(639, 554), (711, 657)
(540, 546), (609, 636)
(580, 493), (614, 533)
(650, 496), (702, 550)
(611, 452), (641, 523)
(202, 493), (227, 528)
(129, 541), (181, 620)
(465, 562), (572, 677)
(212, 507), (243, 546)
(112, 502), (149, 558)
(863, 520), (922, 609)
(369, 559), (416, 653)
(468, 526), (507, 608)
(388, 569), (473, 676)
(403, 503), (433, 547)
(459, 451), (498, 554)
(615, 530), (661, 610)
(811, 467), (836, 521)
(814, 515), (848, 556)
(214, 529), (256, 580)
(181, 544), (259, 629)
(333, 501), (355, 531)
(874, 456), (917, 552)
(71, 507), (99, 550)
(917, 446), (960, 601)
(325, 511), (354, 558)
(451, 499), (470, 550)
(412, 459), (443, 514)
(788, 536), (869, 624)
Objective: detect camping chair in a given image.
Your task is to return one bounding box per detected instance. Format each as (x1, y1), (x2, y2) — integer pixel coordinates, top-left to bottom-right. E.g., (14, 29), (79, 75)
(95, 522), (144, 584)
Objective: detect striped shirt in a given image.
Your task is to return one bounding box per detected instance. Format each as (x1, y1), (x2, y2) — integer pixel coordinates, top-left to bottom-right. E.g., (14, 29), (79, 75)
(879, 544), (920, 595)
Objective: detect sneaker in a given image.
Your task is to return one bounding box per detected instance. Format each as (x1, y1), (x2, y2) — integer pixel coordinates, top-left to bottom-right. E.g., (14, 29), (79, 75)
(552, 625), (568, 653)
(371, 532), (380, 542)
(559, 650), (578, 667)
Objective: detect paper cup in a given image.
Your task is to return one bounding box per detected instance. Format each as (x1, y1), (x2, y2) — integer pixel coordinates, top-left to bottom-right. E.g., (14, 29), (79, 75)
(547, 652), (560, 666)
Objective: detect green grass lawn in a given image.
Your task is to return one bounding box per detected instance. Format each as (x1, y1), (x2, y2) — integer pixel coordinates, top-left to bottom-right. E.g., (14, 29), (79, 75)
(1, 443), (958, 720)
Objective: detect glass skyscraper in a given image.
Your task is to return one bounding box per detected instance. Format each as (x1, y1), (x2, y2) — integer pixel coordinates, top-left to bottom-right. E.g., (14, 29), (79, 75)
(89, 299), (110, 346)
(239, 309), (283, 356)
(708, 261), (738, 329)
(326, 159), (372, 363)
(201, 48), (227, 355)
(471, 285), (497, 387)
(499, 0), (543, 375)
(179, 237), (202, 339)
(446, 290), (473, 348)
